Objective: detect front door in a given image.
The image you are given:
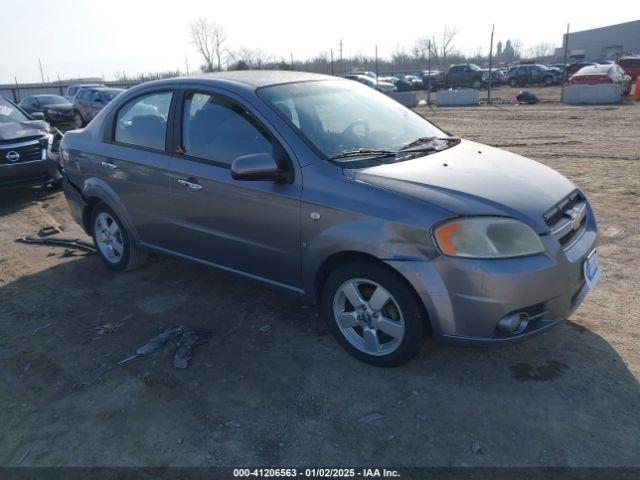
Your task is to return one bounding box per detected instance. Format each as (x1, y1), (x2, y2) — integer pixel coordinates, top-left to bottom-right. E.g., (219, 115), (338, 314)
(167, 89), (302, 290)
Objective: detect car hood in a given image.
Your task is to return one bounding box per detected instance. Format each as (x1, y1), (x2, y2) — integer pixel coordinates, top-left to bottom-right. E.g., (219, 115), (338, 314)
(0, 120), (50, 142)
(343, 140), (576, 233)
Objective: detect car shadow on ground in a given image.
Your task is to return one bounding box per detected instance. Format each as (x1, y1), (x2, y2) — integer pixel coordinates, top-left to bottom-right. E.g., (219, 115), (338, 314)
(1, 253), (638, 467)
(0, 187), (61, 218)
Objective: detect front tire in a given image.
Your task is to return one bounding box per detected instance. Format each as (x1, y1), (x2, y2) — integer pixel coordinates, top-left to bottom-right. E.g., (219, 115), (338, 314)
(90, 203), (147, 271)
(544, 76), (554, 86)
(509, 78), (519, 88)
(472, 79), (482, 90)
(321, 261), (426, 367)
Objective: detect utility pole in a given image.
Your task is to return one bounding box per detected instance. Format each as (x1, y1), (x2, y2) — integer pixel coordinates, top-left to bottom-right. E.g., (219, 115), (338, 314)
(375, 45), (379, 87)
(561, 23), (570, 103)
(330, 49), (334, 75)
(185, 56), (190, 75)
(338, 39), (344, 73)
(488, 24), (495, 104)
(38, 58), (45, 83)
(427, 39), (432, 106)
(290, 52), (294, 70)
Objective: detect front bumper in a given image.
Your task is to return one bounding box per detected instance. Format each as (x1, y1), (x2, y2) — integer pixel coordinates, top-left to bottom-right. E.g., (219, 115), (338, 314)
(0, 156), (61, 190)
(387, 210), (598, 346)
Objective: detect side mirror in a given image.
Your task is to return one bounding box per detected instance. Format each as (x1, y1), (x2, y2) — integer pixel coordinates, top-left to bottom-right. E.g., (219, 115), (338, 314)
(30, 112), (46, 121)
(231, 153), (291, 182)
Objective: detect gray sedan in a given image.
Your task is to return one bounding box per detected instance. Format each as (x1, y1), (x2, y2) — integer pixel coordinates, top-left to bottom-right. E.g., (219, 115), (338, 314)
(60, 71), (599, 366)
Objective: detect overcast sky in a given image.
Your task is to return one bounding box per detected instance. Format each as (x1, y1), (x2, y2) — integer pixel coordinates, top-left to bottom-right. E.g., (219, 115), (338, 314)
(1, 0), (637, 84)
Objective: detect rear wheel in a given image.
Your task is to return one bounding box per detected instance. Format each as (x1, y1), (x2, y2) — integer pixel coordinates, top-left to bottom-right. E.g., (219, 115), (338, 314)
(321, 261), (426, 367)
(73, 110), (85, 129)
(90, 203), (147, 271)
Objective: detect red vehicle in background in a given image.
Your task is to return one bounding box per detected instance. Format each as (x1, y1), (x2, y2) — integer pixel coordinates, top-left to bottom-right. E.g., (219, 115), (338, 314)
(569, 64), (632, 95)
(616, 56), (640, 81)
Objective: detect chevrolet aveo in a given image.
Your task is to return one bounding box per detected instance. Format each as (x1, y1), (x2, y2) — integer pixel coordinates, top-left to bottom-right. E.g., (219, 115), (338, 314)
(60, 71), (599, 366)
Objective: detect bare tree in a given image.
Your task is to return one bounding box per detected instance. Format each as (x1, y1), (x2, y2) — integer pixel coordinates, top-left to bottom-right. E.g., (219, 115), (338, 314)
(228, 47), (273, 70)
(189, 18), (228, 72)
(528, 43), (554, 60)
(440, 25), (459, 67)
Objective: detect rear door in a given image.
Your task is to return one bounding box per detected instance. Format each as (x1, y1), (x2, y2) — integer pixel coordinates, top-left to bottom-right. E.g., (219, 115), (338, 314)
(166, 88), (302, 289)
(96, 88), (178, 247)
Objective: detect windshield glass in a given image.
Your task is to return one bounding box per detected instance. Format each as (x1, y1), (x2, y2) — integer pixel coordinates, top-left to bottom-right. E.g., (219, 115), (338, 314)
(100, 89), (124, 101)
(36, 95), (69, 105)
(259, 80), (447, 162)
(0, 97), (29, 123)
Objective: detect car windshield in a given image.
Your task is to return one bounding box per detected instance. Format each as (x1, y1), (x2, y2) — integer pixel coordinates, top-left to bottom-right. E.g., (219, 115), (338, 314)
(469, 64), (481, 71)
(0, 97), (29, 123)
(36, 95), (69, 105)
(259, 80), (447, 163)
(99, 89), (124, 101)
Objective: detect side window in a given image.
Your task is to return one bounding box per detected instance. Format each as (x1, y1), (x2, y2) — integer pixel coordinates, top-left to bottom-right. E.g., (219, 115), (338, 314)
(182, 92), (271, 165)
(114, 91), (173, 151)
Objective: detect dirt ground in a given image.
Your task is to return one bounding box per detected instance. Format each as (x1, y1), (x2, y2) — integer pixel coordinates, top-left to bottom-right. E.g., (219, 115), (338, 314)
(1, 86), (639, 468)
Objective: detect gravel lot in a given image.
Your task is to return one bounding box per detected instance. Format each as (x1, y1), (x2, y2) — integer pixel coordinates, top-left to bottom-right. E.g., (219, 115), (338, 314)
(1, 86), (639, 468)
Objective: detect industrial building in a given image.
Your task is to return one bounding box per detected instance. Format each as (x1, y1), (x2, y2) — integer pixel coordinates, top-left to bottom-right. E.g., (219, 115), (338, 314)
(555, 19), (640, 61)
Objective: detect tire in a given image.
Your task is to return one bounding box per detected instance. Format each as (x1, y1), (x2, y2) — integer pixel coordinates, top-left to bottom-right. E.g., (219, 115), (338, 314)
(90, 203), (147, 272)
(321, 261), (426, 367)
(472, 79), (482, 90)
(543, 76), (553, 86)
(509, 78), (519, 88)
(73, 110), (85, 129)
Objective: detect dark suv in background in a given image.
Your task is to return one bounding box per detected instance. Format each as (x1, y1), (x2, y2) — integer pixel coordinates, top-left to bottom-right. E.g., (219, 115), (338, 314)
(72, 87), (124, 128)
(506, 64), (561, 87)
(19, 94), (74, 128)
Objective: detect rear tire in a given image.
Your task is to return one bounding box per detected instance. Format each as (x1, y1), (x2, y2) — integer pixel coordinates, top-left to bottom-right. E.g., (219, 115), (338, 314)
(90, 203), (147, 272)
(73, 110), (85, 129)
(321, 261), (426, 367)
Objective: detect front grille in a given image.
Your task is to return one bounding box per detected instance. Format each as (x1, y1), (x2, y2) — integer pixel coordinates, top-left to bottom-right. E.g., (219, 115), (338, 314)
(544, 190), (588, 250)
(0, 172), (52, 189)
(0, 138), (47, 165)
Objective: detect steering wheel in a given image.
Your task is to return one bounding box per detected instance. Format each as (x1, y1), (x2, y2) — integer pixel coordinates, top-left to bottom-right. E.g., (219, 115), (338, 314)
(341, 120), (370, 140)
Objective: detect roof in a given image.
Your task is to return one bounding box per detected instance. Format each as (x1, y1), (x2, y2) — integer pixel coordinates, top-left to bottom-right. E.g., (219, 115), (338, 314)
(575, 65), (611, 75)
(189, 70), (334, 87)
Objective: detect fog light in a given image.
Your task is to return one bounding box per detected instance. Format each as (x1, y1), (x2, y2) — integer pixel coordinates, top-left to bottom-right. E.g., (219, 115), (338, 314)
(498, 312), (530, 334)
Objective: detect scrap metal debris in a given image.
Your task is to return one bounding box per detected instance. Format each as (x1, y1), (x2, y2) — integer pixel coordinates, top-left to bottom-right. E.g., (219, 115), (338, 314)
(37, 226), (63, 237)
(117, 325), (184, 365)
(16, 236), (96, 254)
(173, 329), (213, 369)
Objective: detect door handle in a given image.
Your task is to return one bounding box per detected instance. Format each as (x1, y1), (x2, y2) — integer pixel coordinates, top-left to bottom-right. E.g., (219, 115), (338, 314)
(100, 161), (117, 170)
(178, 178), (203, 190)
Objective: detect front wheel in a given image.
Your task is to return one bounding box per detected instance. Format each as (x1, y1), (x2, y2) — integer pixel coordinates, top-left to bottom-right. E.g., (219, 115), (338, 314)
(509, 78), (519, 88)
(91, 203), (147, 271)
(472, 79), (482, 90)
(321, 262), (426, 367)
(543, 76), (554, 86)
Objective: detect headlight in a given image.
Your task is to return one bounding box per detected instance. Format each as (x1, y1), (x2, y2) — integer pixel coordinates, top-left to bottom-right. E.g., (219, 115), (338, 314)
(433, 217), (545, 258)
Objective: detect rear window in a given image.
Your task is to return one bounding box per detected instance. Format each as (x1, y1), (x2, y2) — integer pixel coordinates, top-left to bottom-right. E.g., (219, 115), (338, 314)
(114, 91), (173, 150)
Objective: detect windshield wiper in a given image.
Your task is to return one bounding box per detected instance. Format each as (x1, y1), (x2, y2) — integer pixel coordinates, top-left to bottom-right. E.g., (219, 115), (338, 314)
(330, 149), (397, 161)
(399, 136), (460, 151)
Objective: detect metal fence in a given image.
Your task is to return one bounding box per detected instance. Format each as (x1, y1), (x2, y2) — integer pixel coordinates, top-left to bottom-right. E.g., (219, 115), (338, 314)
(0, 78), (142, 103)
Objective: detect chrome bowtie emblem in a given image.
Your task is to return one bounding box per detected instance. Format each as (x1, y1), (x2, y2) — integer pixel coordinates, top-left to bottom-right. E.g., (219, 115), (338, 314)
(6, 151), (20, 162)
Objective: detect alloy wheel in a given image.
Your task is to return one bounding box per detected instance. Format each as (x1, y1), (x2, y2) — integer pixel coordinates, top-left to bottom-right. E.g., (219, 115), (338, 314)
(94, 212), (124, 264)
(332, 278), (405, 356)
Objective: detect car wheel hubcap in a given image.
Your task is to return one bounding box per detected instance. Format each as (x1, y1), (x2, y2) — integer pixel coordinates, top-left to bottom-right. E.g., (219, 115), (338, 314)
(333, 279), (405, 356)
(94, 212), (124, 264)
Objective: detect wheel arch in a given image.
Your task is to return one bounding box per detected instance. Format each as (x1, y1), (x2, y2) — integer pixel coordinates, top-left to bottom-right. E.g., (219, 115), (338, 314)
(313, 250), (432, 335)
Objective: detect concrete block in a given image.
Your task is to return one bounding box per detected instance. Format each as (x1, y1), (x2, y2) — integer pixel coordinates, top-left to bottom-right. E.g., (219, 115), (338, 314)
(436, 89), (480, 107)
(388, 91), (427, 108)
(563, 84), (621, 105)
